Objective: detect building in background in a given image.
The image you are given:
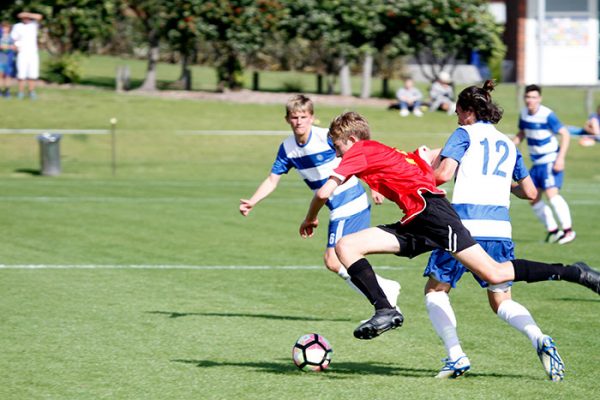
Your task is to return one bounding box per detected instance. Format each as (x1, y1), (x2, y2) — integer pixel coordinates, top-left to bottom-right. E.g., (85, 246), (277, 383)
(497, 0), (599, 85)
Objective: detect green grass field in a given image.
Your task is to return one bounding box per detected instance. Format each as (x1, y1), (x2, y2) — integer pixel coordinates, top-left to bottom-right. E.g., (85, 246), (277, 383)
(1, 62), (599, 399)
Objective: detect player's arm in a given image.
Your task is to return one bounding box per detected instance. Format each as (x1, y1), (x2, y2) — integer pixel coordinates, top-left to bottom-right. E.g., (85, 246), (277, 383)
(370, 189), (384, 205)
(433, 157), (458, 186)
(511, 176), (537, 200)
(239, 173), (281, 216)
(17, 12), (43, 20)
(513, 130), (525, 145)
(300, 177), (341, 238)
(553, 126), (570, 172)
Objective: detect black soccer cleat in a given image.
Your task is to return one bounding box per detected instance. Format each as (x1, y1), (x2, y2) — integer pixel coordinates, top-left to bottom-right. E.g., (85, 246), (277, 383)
(573, 262), (600, 294)
(353, 308), (404, 340)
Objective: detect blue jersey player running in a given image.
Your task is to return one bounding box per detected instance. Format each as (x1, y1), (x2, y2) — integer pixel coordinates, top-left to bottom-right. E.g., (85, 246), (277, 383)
(422, 81), (565, 381)
(239, 94), (400, 306)
(514, 85), (575, 244)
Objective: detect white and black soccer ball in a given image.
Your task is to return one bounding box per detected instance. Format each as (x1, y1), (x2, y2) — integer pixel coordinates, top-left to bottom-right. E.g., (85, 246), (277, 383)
(292, 333), (333, 371)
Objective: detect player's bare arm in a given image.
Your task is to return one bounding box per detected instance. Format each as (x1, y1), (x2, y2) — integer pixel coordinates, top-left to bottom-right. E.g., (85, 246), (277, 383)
(511, 176), (537, 200)
(553, 127), (570, 172)
(240, 173), (281, 216)
(513, 130), (525, 145)
(433, 157), (459, 186)
(300, 177), (340, 237)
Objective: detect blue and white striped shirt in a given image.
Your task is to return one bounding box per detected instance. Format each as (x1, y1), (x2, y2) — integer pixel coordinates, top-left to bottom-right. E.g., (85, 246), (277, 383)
(271, 126), (369, 221)
(518, 105), (563, 166)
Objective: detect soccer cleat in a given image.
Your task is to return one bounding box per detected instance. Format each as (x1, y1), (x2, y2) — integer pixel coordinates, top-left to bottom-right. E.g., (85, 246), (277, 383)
(572, 262), (600, 294)
(435, 356), (471, 379)
(557, 230), (576, 245)
(545, 230), (563, 243)
(353, 308), (403, 340)
(399, 108), (409, 117)
(537, 335), (565, 381)
(413, 108), (423, 117)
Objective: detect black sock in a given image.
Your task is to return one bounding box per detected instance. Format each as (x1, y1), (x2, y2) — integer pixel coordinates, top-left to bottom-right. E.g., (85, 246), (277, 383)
(347, 258), (392, 310)
(512, 259), (580, 283)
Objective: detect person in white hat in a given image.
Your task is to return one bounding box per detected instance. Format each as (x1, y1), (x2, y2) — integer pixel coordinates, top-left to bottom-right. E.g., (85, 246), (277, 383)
(429, 71), (456, 115)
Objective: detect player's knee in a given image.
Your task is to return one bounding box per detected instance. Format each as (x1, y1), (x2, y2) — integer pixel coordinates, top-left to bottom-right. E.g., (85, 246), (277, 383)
(323, 253), (340, 273)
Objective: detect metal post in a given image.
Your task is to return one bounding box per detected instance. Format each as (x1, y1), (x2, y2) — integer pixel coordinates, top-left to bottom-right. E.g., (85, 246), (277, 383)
(110, 118), (117, 176)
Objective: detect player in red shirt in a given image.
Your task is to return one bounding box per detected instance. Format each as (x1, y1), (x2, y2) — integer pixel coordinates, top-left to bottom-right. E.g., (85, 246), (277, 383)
(299, 111), (600, 340)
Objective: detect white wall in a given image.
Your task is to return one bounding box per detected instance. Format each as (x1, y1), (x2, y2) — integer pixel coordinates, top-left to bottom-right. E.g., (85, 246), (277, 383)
(524, 0), (598, 85)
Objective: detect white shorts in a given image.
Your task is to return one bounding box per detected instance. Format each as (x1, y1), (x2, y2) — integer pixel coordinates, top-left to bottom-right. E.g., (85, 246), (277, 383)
(16, 51), (39, 80)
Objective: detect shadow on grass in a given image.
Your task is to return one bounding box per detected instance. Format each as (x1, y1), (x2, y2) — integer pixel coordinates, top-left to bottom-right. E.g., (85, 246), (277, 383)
(147, 310), (352, 322)
(171, 358), (530, 379)
(172, 358), (434, 377)
(14, 168), (41, 176)
(556, 297), (599, 302)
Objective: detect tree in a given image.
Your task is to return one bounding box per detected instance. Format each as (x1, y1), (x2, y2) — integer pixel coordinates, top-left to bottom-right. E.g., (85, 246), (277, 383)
(378, 0), (505, 82)
(120, 0), (169, 91)
(197, 0), (285, 91)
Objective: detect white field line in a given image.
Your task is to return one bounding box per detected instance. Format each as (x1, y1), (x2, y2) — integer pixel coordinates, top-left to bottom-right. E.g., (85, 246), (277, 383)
(1, 195), (599, 205)
(176, 130), (289, 136)
(0, 129), (110, 135)
(0, 264), (402, 270)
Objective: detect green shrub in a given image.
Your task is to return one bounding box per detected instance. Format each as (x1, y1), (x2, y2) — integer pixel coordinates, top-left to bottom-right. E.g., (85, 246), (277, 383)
(43, 54), (83, 84)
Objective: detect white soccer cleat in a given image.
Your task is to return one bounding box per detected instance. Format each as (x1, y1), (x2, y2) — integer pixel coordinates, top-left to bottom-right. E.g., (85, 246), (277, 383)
(545, 230), (563, 243)
(379, 279), (401, 310)
(537, 335), (565, 381)
(399, 109), (409, 117)
(435, 356), (471, 379)
(413, 108), (423, 117)
(557, 230), (576, 245)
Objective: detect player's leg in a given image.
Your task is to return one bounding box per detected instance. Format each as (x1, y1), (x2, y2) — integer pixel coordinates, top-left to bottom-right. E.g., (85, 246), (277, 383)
(545, 181), (575, 245)
(336, 227), (404, 339)
(490, 288), (565, 381)
(327, 215), (401, 307)
(424, 268), (470, 379)
(529, 165), (561, 241)
(27, 52), (39, 99)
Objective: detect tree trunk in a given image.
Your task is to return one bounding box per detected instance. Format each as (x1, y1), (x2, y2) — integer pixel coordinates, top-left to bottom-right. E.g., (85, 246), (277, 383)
(139, 27), (159, 92)
(316, 74), (323, 94)
(339, 57), (351, 96)
(382, 77), (389, 98)
(360, 53), (373, 99)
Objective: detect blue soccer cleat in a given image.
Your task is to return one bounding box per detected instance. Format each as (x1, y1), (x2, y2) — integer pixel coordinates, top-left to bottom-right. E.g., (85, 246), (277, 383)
(537, 335), (565, 381)
(435, 355), (471, 379)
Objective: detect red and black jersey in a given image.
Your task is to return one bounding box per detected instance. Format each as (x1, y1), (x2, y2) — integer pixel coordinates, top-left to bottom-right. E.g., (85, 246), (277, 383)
(331, 140), (445, 223)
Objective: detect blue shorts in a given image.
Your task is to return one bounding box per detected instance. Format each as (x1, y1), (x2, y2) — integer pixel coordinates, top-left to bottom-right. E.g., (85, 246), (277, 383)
(0, 52), (16, 77)
(423, 240), (515, 288)
(530, 163), (564, 190)
(326, 206), (371, 248)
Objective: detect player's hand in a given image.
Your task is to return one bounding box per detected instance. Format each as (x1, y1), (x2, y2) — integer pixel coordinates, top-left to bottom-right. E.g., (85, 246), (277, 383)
(552, 158), (565, 172)
(371, 190), (385, 205)
(239, 199), (254, 216)
(300, 218), (318, 238)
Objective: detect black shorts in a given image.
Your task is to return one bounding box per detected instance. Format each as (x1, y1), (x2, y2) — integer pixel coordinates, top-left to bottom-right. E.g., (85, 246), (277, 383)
(377, 194), (477, 258)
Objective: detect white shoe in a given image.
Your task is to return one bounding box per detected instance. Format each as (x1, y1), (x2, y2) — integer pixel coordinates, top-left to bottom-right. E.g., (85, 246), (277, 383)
(399, 109), (409, 117)
(537, 335), (565, 381)
(413, 108), (423, 117)
(545, 230), (563, 243)
(435, 356), (470, 379)
(557, 230), (576, 245)
(378, 278), (401, 309)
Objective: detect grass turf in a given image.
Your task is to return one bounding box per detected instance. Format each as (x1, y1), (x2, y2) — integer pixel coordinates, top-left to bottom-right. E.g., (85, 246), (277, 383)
(0, 63), (599, 399)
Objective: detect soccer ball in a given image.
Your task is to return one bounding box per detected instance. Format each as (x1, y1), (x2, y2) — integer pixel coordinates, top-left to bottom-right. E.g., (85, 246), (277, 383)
(292, 333), (333, 371)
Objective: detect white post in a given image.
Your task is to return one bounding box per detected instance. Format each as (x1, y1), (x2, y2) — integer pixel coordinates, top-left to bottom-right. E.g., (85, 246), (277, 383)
(537, 0), (546, 84)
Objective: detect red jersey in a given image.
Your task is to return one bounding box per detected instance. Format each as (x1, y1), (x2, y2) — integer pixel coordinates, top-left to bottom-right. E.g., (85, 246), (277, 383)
(331, 140), (445, 223)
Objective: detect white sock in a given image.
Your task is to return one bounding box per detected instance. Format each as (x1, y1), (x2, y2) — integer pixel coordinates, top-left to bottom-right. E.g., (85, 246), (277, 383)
(376, 275), (400, 308)
(425, 291), (465, 361)
(337, 265), (351, 280)
(497, 299), (543, 349)
(549, 195), (572, 230)
(532, 200), (558, 231)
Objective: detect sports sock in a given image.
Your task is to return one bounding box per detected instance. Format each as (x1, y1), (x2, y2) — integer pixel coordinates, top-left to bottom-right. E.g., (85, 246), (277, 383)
(532, 201), (558, 232)
(337, 265), (351, 280)
(347, 258), (392, 310)
(512, 259), (581, 283)
(425, 291), (464, 361)
(549, 195), (572, 230)
(497, 299), (543, 349)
